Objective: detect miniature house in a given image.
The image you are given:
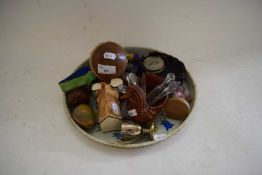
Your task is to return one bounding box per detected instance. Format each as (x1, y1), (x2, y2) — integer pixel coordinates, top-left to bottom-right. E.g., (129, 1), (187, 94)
(97, 83), (122, 132)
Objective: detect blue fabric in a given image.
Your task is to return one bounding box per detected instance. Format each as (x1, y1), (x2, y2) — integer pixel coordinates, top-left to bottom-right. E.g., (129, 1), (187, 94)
(113, 132), (122, 140)
(161, 120), (174, 131)
(59, 66), (90, 84)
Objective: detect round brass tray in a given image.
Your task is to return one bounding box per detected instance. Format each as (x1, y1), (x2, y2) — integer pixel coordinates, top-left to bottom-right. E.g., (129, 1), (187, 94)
(64, 47), (197, 148)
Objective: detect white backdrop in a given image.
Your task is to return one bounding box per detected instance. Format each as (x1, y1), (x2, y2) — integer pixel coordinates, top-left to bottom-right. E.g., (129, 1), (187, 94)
(0, 0), (262, 175)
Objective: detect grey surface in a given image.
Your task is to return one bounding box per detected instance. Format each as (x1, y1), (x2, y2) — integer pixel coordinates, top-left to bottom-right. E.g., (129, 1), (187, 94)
(0, 0), (262, 175)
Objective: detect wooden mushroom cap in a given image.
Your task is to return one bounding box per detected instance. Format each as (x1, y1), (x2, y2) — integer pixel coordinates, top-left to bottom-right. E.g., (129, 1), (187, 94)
(110, 78), (123, 88)
(92, 83), (102, 91)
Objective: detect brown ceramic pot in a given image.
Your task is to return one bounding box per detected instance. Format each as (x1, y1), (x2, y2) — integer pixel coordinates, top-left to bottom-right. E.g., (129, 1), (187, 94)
(126, 73), (168, 123)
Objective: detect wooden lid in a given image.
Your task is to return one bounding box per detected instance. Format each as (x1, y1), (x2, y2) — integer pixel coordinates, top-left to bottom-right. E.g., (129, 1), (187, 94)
(89, 42), (127, 83)
(143, 56), (165, 73)
(164, 97), (190, 121)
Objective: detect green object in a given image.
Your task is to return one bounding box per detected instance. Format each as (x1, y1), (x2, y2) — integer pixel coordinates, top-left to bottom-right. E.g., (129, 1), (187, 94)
(59, 71), (95, 92)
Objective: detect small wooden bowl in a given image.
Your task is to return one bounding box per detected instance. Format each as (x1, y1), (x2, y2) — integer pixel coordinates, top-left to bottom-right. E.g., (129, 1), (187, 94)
(89, 41), (128, 83)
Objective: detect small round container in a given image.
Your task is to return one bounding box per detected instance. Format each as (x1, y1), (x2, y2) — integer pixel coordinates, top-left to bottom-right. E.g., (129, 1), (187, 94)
(143, 56), (165, 73)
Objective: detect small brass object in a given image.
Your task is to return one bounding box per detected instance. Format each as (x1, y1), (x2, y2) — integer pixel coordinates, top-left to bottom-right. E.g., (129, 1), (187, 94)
(121, 122), (156, 143)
